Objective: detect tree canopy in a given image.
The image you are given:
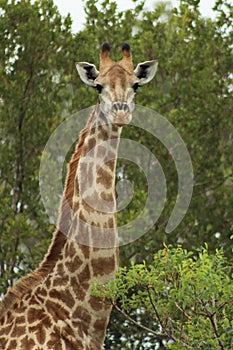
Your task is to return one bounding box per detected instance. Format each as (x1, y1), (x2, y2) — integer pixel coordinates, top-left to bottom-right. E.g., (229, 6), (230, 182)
(0, 0), (232, 348)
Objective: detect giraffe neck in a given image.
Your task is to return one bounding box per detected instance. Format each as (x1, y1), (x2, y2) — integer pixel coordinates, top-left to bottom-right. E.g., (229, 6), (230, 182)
(41, 104), (121, 346)
(70, 103), (121, 247)
(0, 104), (121, 349)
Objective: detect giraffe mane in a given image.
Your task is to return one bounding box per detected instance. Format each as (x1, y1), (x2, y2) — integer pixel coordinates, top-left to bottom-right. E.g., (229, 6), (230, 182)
(0, 107), (96, 316)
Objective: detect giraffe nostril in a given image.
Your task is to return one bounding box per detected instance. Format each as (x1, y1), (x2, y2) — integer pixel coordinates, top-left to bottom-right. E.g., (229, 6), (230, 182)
(112, 103), (129, 113)
(122, 104), (129, 112)
(112, 103), (118, 112)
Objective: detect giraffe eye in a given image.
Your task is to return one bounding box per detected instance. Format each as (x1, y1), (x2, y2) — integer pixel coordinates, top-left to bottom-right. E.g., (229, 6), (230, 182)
(133, 83), (139, 92)
(95, 84), (103, 94)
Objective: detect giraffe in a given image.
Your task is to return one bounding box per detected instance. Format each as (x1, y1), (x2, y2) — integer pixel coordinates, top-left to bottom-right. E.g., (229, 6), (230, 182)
(0, 43), (158, 350)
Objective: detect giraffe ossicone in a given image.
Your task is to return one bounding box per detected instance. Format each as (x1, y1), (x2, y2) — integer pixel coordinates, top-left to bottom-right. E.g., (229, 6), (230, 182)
(0, 43), (158, 350)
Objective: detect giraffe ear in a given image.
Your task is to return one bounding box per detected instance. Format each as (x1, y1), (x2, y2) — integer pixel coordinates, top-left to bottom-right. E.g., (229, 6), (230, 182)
(76, 62), (99, 86)
(134, 60), (158, 85)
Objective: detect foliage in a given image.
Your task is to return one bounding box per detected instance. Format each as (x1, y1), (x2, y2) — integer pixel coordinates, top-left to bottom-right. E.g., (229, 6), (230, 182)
(0, 0), (74, 294)
(93, 245), (233, 349)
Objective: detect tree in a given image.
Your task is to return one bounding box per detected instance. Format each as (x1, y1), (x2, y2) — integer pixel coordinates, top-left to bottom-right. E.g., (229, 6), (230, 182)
(0, 0), (73, 294)
(93, 244), (233, 349)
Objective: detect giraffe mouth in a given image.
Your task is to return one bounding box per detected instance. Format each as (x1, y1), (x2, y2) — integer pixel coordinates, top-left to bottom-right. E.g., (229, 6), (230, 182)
(113, 112), (132, 127)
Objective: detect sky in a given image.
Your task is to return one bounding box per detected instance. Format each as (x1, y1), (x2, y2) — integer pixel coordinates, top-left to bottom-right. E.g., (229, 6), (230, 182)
(53, 0), (217, 33)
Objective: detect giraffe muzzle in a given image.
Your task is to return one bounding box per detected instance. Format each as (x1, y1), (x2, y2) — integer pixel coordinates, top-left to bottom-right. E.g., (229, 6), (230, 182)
(111, 102), (131, 127)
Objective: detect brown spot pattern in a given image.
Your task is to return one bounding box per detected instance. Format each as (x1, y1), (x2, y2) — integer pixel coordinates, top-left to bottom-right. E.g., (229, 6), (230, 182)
(73, 306), (91, 324)
(71, 278), (86, 301)
(88, 137), (96, 149)
(100, 191), (114, 201)
(45, 300), (69, 322)
(78, 264), (91, 285)
(65, 255), (83, 274)
(27, 308), (42, 324)
(92, 256), (116, 277)
(79, 243), (90, 259)
(97, 168), (113, 189)
(89, 295), (104, 312)
(36, 326), (46, 345)
(49, 289), (75, 309)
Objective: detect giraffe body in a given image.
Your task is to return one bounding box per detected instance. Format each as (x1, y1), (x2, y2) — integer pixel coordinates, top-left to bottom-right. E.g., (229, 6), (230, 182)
(0, 43), (157, 349)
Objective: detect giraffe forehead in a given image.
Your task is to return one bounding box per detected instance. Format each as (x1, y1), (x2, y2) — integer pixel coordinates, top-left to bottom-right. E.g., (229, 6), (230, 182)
(98, 64), (135, 87)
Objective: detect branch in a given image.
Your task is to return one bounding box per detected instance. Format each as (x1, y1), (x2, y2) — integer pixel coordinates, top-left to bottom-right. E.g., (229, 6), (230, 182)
(209, 314), (224, 350)
(218, 299), (232, 311)
(146, 285), (176, 342)
(199, 298), (225, 350)
(113, 303), (164, 339)
(175, 302), (192, 319)
(194, 172), (233, 197)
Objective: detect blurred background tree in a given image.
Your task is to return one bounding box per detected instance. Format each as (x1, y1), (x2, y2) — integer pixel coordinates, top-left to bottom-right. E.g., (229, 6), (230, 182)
(0, 0), (232, 348)
(0, 0), (74, 293)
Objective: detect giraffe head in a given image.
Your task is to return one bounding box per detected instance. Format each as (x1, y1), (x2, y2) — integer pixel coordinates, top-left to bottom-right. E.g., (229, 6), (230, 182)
(76, 43), (158, 127)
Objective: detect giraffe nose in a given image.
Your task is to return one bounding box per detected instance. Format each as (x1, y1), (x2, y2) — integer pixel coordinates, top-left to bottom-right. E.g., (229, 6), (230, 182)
(111, 103), (130, 126)
(112, 102), (129, 113)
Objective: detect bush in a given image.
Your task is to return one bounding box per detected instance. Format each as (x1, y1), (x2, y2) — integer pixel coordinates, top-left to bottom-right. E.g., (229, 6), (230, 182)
(93, 245), (233, 349)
